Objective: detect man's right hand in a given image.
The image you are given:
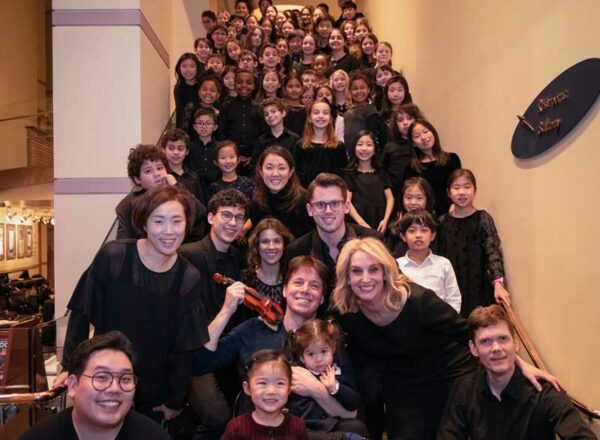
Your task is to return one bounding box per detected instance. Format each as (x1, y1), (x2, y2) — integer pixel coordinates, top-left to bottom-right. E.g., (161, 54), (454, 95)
(53, 370), (69, 388)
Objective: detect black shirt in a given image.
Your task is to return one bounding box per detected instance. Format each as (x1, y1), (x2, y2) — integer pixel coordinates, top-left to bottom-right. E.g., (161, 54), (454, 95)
(251, 128), (300, 169)
(218, 96), (266, 158)
(20, 407), (169, 440)
(185, 139), (219, 188)
(438, 366), (597, 440)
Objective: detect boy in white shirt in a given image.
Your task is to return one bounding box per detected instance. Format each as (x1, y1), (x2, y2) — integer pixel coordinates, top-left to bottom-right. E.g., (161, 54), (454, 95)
(397, 209), (462, 313)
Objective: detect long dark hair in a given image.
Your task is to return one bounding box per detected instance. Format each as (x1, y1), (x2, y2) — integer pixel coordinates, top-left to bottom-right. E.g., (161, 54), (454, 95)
(408, 119), (450, 172)
(175, 53), (200, 88)
(246, 218), (294, 279)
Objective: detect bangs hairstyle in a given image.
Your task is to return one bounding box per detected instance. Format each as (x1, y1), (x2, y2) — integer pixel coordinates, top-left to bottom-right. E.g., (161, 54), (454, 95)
(207, 188), (248, 215)
(214, 140), (239, 158)
(127, 144), (168, 182)
(329, 69), (350, 98)
(283, 255), (329, 287)
(388, 177), (436, 236)
(398, 208), (437, 234)
(331, 237), (411, 314)
(132, 185), (196, 238)
(306, 172), (348, 202)
(447, 168), (477, 190)
(68, 331), (137, 377)
(300, 99), (339, 149)
(194, 37), (213, 50)
(244, 349), (292, 383)
(246, 217), (294, 278)
(382, 73), (413, 113)
(284, 318), (343, 363)
(160, 128), (190, 150)
(254, 146), (306, 213)
(408, 119), (449, 171)
(348, 71), (371, 108)
(468, 305), (516, 340)
(390, 103), (423, 141)
(175, 53), (200, 86)
(260, 97), (288, 114)
(345, 130), (378, 171)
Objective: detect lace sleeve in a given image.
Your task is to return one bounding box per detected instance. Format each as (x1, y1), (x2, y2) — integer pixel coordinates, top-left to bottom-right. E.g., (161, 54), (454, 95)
(480, 210), (505, 283)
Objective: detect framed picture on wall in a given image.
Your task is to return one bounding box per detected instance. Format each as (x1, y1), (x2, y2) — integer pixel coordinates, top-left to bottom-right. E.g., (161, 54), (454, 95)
(17, 225), (26, 259)
(6, 224), (16, 260)
(0, 223), (4, 261)
(25, 226), (33, 258)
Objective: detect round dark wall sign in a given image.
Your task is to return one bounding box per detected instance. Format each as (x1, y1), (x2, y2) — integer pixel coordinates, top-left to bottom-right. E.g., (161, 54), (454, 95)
(511, 58), (600, 159)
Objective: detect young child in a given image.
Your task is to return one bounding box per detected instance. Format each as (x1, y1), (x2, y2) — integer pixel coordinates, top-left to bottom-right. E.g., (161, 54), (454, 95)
(218, 70), (265, 171)
(259, 43), (281, 74)
(329, 69), (351, 116)
(345, 130), (394, 233)
(288, 29), (305, 68)
(300, 69), (317, 90)
(207, 141), (255, 202)
(372, 64), (397, 111)
(247, 27), (265, 55)
(210, 24), (228, 54)
(160, 128), (204, 202)
(174, 53), (199, 128)
(253, 97), (300, 168)
(237, 50), (258, 74)
(206, 53), (225, 75)
(300, 85), (315, 108)
(294, 99), (347, 187)
(221, 65), (238, 101)
(397, 209), (462, 313)
(299, 33), (317, 73)
(285, 319), (366, 437)
(343, 72), (379, 156)
(314, 85), (345, 141)
(283, 74), (307, 136)
(194, 37), (213, 73)
(224, 39), (242, 66)
(256, 70), (283, 101)
(378, 73), (412, 146)
(312, 53), (330, 86)
(437, 168), (512, 317)
(186, 107), (220, 188)
(388, 176), (436, 257)
(221, 350), (308, 439)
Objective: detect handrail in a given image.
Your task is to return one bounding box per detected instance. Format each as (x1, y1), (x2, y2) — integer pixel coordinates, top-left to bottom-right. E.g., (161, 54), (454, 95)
(0, 386), (67, 405)
(0, 111), (52, 123)
(500, 300), (600, 420)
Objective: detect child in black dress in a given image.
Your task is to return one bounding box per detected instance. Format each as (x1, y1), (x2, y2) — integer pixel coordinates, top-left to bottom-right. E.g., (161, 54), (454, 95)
(438, 168), (512, 317)
(206, 141), (255, 202)
(343, 72), (379, 156)
(173, 53), (200, 128)
(345, 130), (394, 233)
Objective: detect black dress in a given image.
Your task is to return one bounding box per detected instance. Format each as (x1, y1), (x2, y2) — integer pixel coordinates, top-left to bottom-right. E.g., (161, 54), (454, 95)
(404, 152), (462, 215)
(240, 269), (284, 308)
(437, 210), (505, 317)
(339, 284), (476, 440)
(63, 240), (209, 420)
(293, 140), (348, 188)
(344, 169), (391, 229)
(382, 138), (412, 213)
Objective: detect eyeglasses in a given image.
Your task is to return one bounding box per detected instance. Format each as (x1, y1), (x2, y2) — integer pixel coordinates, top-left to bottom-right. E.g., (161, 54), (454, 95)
(81, 372), (137, 392)
(220, 211), (245, 224)
(310, 200), (344, 212)
(194, 121), (214, 127)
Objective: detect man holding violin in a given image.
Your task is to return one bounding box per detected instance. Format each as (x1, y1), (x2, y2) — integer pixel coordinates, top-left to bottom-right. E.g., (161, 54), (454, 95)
(179, 188), (248, 439)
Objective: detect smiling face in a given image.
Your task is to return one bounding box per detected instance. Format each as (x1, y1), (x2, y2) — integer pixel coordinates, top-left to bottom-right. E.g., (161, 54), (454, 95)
(283, 266), (324, 319)
(316, 19), (333, 39)
(331, 72), (347, 93)
(144, 200), (187, 256)
(302, 35), (316, 55)
(396, 111), (415, 138)
(276, 39), (289, 58)
(350, 78), (370, 104)
(307, 185), (349, 235)
(401, 222), (435, 253)
(403, 184), (427, 211)
(261, 19), (273, 36)
(375, 43), (392, 65)
(285, 78), (303, 100)
(68, 349), (135, 432)
(258, 228), (285, 266)
(238, 54), (257, 72)
(226, 42), (241, 61)
(315, 87), (333, 103)
(410, 123), (435, 156)
(195, 41), (212, 62)
(309, 101), (332, 130)
(449, 175), (476, 209)
(260, 47), (280, 69)
(235, 72), (256, 97)
(302, 338), (334, 373)
(215, 145), (239, 175)
(354, 24), (369, 41)
(265, 6), (277, 21)
(313, 55), (329, 77)
(262, 72), (281, 96)
(387, 81), (406, 105)
(193, 115), (218, 140)
(243, 361), (290, 418)
(199, 80), (220, 106)
(179, 59), (198, 84)
(134, 160), (168, 190)
(281, 22), (294, 38)
(208, 205), (246, 250)
(206, 56), (224, 74)
(263, 104), (285, 128)
(375, 69), (392, 88)
(354, 134), (375, 163)
(469, 322), (518, 378)
(329, 29), (345, 52)
(361, 37), (375, 55)
(223, 71), (235, 92)
(348, 250), (385, 304)
(259, 153), (293, 193)
(212, 29), (227, 47)
(164, 140), (188, 168)
(251, 28), (263, 48)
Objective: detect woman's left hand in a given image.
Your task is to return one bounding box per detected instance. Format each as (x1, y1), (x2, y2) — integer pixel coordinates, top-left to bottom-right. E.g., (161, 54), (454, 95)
(152, 404), (183, 421)
(291, 366), (326, 398)
(517, 357), (561, 392)
(377, 220), (388, 234)
(494, 283), (512, 307)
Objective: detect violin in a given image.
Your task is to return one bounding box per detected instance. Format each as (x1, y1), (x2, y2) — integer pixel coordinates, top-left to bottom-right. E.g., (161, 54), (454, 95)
(212, 273), (284, 330)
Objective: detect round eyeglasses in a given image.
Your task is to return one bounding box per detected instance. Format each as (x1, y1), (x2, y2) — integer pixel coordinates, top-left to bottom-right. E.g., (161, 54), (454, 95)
(81, 372), (137, 392)
(309, 200), (344, 212)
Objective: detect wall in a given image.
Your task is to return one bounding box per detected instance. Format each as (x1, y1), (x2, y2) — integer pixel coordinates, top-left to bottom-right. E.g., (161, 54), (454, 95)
(363, 0), (600, 423)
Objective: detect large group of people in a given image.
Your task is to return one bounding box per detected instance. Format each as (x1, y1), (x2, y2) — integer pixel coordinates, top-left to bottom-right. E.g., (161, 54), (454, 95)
(22, 1), (596, 439)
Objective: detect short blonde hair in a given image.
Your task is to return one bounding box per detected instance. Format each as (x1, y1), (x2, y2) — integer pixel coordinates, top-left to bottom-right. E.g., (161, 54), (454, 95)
(331, 237), (410, 314)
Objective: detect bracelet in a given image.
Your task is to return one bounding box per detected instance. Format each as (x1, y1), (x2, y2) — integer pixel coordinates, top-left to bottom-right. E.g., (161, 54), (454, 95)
(330, 380), (340, 395)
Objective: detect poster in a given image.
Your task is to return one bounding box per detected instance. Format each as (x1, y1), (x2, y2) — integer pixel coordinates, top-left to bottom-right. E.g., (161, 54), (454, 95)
(6, 224), (15, 260)
(17, 225), (26, 259)
(0, 223), (4, 261)
(25, 225), (33, 257)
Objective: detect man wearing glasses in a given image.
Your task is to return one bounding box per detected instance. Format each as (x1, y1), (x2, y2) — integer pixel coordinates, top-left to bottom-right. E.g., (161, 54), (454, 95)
(179, 188), (248, 438)
(287, 173), (382, 309)
(21, 331), (169, 439)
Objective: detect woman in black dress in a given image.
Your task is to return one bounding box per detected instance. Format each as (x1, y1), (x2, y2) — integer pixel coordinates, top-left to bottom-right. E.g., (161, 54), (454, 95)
(56, 186), (208, 423)
(331, 237), (559, 440)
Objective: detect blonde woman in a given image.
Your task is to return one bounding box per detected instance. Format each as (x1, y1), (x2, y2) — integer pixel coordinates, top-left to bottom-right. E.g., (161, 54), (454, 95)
(331, 237), (560, 440)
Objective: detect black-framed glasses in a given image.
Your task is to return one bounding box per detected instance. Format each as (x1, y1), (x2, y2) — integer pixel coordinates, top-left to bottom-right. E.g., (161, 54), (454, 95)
(310, 200), (344, 212)
(81, 372), (137, 392)
(194, 121), (214, 127)
(220, 211), (245, 224)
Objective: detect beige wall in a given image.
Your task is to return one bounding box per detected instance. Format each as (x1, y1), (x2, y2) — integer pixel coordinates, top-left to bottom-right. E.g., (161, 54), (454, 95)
(363, 0), (600, 424)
